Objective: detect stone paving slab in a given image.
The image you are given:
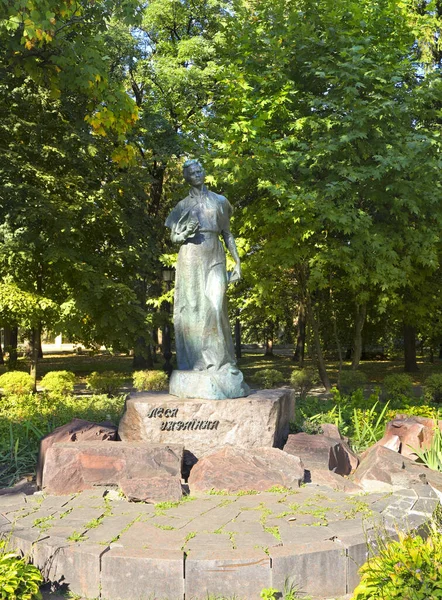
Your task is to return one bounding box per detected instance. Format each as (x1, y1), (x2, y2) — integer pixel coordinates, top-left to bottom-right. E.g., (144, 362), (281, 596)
(0, 483), (439, 599)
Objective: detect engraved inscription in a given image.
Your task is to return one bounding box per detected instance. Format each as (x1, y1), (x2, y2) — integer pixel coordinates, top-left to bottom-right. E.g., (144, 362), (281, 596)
(147, 407), (178, 418)
(147, 407), (219, 432)
(160, 420), (219, 431)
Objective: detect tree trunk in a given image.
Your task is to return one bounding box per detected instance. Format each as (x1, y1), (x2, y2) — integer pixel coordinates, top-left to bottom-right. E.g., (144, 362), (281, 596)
(5, 325), (18, 368)
(235, 317), (242, 360)
(307, 295), (331, 391)
(30, 326), (40, 392)
(293, 301), (306, 366)
(133, 336), (154, 369)
(148, 163), (166, 217)
(351, 303), (367, 370)
(0, 332), (4, 365)
(332, 313), (343, 385)
(38, 328), (43, 359)
(404, 323), (419, 372)
(152, 328), (159, 363)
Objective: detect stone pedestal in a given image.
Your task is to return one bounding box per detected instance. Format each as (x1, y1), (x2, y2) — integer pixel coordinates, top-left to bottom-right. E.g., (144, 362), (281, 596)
(118, 388), (295, 458)
(169, 369), (250, 400)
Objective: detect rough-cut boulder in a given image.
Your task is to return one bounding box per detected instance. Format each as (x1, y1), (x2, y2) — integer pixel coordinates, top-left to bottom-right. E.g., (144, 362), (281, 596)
(284, 433), (358, 476)
(119, 476), (183, 503)
(307, 469), (363, 493)
(352, 444), (442, 493)
(370, 415), (439, 460)
(188, 446), (304, 493)
(42, 441), (184, 502)
(37, 419), (117, 488)
(320, 424), (342, 440)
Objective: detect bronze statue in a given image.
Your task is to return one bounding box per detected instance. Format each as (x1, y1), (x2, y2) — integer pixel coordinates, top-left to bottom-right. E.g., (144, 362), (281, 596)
(165, 160), (248, 398)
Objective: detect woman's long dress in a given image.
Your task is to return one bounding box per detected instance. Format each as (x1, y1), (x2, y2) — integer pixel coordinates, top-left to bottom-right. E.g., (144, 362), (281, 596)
(165, 187), (237, 372)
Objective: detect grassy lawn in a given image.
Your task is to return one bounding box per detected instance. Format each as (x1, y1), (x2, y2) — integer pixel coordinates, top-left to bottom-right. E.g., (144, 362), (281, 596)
(1, 350), (441, 387)
(240, 353), (442, 388)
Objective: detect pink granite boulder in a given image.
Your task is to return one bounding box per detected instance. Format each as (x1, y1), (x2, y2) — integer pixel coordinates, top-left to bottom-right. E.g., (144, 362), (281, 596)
(352, 444), (442, 492)
(37, 418), (117, 488)
(188, 446), (304, 493)
(283, 433), (358, 476)
(42, 441), (184, 502)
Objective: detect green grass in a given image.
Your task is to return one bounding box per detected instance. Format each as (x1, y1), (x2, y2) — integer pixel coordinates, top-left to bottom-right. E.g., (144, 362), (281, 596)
(2, 349), (442, 387)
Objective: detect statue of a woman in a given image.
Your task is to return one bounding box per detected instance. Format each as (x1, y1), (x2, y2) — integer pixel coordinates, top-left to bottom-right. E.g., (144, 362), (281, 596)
(165, 160), (248, 399)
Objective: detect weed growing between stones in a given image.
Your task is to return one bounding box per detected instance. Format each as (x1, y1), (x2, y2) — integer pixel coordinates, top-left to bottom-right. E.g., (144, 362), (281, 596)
(108, 514), (142, 545)
(67, 530), (88, 542)
(343, 499), (373, 520)
(153, 523), (176, 530)
(154, 495), (196, 516)
(266, 486), (299, 495)
(33, 515), (54, 532)
(181, 531), (197, 550)
(259, 586), (312, 600)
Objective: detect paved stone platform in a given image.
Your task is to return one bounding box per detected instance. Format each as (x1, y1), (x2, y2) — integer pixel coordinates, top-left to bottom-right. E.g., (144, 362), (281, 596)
(0, 484), (439, 600)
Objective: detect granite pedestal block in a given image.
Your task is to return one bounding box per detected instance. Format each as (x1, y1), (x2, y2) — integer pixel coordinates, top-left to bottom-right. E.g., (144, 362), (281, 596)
(118, 388), (295, 458)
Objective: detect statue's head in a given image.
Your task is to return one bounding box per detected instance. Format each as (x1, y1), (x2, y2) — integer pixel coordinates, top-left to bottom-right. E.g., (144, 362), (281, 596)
(183, 159), (205, 186)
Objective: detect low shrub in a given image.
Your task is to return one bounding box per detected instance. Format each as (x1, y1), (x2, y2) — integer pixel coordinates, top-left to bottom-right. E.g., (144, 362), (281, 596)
(385, 403), (438, 422)
(253, 369), (285, 389)
(299, 418), (324, 435)
(40, 370), (76, 396)
(424, 373), (442, 403)
(86, 371), (126, 396)
(133, 370), (169, 392)
(383, 373), (413, 399)
(290, 368), (318, 399)
(353, 525), (442, 599)
(0, 541), (43, 599)
(0, 371), (34, 396)
(338, 370), (367, 394)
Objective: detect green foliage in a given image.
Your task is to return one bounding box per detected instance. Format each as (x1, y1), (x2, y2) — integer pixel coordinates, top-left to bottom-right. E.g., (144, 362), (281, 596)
(385, 404), (438, 422)
(0, 372), (34, 396)
(350, 402), (391, 454)
(40, 371), (76, 396)
(0, 541), (43, 599)
(253, 369), (285, 389)
(299, 418), (324, 435)
(294, 390), (395, 452)
(133, 370), (168, 392)
(290, 368), (319, 400)
(353, 525), (442, 599)
(411, 425), (442, 472)
(383, 374), (413, 400)
(424, 374), (442, 403)
(260, 589), (279, 600)
(339, 371), (368, 394)
(86, 371), (126, 396)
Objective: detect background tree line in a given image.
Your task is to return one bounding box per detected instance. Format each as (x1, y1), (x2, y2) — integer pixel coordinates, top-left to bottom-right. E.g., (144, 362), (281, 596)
(1, 0), (442, 388)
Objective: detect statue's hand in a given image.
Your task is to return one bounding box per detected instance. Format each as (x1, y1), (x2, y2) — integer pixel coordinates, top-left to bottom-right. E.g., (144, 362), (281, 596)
(229, 262), (241, 283)
(184, 218), (199, 239)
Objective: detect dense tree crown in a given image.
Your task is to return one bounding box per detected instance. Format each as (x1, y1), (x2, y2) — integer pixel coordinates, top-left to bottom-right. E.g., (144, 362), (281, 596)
(1, 0), (442, 378)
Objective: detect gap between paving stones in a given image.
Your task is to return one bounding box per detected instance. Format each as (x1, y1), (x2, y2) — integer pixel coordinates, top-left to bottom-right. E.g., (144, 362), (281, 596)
(0, 485), (440, 600)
